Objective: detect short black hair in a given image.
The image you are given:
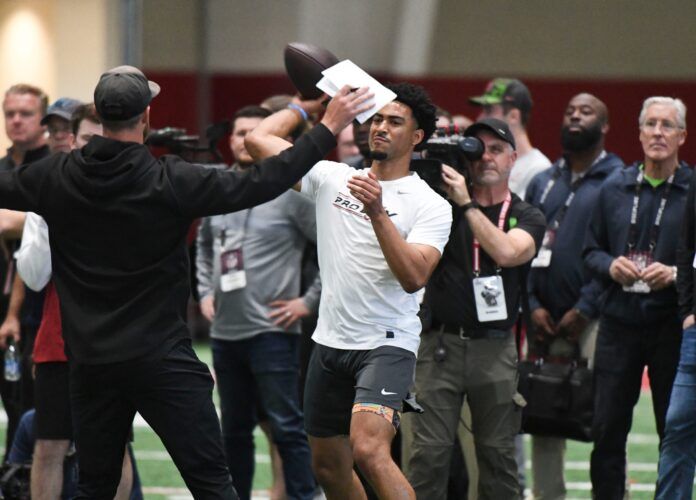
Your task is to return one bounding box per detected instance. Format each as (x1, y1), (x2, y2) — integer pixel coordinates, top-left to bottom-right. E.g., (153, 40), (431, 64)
(384, 82), (437, 149)
(231, 105), (271, 133)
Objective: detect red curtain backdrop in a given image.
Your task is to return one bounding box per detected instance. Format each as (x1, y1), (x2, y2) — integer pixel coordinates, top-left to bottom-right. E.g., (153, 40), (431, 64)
(146, 71), (696, 167)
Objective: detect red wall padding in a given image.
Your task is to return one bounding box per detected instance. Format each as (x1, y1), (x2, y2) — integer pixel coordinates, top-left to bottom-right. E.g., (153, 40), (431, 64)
(146, 71), (696, 167)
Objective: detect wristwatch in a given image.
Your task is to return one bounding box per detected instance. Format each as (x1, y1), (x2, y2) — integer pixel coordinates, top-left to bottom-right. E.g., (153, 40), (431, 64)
(672, 266), (678, 283)
(460, 200), (478, 212)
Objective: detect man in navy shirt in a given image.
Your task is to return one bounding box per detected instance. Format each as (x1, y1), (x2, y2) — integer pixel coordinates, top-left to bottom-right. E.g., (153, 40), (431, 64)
(525, 93), (623, 500)
(584, 96), (689, 500)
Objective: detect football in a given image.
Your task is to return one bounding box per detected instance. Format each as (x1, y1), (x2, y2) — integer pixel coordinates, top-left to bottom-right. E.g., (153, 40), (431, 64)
(284, 42), (339, 99)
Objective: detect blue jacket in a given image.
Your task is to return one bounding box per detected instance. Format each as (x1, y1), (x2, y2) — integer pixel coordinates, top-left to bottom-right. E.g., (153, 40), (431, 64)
(583, 161), (691, 325)
(526, 152), (623, 321)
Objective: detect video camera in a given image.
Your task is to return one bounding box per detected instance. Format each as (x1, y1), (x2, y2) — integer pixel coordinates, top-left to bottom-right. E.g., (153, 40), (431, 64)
(146, 121), (232, 164)
(410, 125), (484, 196)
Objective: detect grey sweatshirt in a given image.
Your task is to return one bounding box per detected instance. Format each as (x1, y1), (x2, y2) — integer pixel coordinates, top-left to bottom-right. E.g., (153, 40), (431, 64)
(196, 185), (320, 340)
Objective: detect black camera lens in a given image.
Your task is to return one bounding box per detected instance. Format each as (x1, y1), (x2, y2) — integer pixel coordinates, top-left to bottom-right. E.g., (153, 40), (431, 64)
(458, 136), (484, 161)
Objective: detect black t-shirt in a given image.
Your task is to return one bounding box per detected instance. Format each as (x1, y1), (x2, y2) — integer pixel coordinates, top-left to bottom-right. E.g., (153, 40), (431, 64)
(426, 193), (546, 330)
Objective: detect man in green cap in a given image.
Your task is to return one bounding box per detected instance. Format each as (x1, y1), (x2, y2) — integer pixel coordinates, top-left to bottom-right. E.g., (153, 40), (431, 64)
(470, 78), (551, 199)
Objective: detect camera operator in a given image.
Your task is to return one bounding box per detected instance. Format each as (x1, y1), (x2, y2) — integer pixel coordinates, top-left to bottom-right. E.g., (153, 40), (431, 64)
(405, 117), (545, 500)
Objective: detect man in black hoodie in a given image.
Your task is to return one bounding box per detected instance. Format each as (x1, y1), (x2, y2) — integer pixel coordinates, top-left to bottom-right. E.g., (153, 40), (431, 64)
(0, 65), (372, 499)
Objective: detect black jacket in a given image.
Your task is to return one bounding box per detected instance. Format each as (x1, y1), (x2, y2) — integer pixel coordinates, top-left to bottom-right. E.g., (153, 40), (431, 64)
(584, 161), (691, 325)
(0, 125), (336, 363)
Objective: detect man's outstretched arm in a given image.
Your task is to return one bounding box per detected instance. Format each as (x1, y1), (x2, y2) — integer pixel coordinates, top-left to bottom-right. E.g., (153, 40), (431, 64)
(245, 86), (373, 190)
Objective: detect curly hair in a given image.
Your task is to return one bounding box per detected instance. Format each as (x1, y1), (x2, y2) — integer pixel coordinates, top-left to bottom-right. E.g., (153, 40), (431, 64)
(384, 82), (437, 148)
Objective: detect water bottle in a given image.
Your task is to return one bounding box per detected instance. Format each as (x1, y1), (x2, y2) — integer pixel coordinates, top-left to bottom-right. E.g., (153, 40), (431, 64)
(4, 340), (20, 382)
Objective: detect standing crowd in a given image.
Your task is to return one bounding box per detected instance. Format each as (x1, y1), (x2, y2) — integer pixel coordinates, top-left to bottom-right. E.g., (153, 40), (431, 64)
(0, 65), (693, 500)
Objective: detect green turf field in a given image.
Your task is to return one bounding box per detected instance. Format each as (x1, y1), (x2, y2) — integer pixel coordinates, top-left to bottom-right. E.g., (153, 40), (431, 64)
(127, 342), (666, 499)
(13, 342), (666, 499)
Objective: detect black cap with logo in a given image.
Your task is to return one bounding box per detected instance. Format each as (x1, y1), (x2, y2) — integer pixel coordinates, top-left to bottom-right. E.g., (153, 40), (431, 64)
(94, 65), (160, 121)
(465, 117), (516, 150)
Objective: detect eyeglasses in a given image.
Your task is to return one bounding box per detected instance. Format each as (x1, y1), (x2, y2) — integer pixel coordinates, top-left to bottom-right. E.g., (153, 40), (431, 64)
(641, 119), (683, 134)
(47, 122), (71, 136)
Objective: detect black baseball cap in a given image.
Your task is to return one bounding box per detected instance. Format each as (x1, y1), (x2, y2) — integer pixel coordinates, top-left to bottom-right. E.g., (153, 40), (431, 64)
(94, 65), (160, 121)
(469, 78), (532, 116)
(465, 117), (516, 150)
(41, 97), (83, 125)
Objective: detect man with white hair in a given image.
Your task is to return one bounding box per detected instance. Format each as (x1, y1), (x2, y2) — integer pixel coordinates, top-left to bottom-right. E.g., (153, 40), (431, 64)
(583, 96), (689, 499)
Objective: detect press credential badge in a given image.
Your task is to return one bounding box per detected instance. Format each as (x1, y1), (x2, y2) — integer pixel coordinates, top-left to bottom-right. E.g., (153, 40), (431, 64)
(531, 229), (555, 268)
(220, 248), (246, 292)
(473, 275), (508, 321)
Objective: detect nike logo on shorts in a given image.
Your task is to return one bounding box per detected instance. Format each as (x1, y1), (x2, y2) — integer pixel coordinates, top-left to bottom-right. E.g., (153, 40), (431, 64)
(381, 388), (397, 396)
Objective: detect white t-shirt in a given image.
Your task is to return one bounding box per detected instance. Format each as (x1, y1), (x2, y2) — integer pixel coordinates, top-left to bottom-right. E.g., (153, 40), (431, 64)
(301, 161), (452, 355)
(508, 148), (551, 199)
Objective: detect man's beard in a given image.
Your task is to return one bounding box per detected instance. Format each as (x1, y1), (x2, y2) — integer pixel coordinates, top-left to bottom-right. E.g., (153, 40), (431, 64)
(561, 121), (602, 152)
(369, 150), (387, 161)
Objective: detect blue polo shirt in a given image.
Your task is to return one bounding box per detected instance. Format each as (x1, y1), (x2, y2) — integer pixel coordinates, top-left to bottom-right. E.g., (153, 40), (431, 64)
(583, 161), (691, 325)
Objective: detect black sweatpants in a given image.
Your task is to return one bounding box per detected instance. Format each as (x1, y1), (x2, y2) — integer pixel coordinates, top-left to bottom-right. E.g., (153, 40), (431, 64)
(69, 339), (238, 500)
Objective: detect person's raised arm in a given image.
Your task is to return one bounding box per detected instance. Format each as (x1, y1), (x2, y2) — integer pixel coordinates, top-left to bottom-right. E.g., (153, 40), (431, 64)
(173, 87), (374, 219)
(245, 86), (373, 189)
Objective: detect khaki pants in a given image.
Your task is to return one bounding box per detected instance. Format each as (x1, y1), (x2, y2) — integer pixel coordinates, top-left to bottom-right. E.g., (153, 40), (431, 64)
(404, 330), (523, 500)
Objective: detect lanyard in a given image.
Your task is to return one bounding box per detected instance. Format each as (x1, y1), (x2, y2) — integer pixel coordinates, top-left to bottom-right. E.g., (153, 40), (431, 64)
(626, 168), (674, 252)
(220, 208), (253, 249)
(473, 192), (512, 277)
(539, 152), (607, 229)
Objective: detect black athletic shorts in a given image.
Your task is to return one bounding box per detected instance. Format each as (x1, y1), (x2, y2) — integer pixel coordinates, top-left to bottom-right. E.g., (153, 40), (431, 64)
(35, 362), (72, 440)
(303, 343), (416, 437)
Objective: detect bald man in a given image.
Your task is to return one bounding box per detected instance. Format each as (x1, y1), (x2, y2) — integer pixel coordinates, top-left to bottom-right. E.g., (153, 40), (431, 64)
(524, 94), (624, 500)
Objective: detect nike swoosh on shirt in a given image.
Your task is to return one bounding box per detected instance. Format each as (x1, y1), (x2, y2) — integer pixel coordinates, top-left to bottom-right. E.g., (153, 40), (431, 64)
(381, 388), (398, 396)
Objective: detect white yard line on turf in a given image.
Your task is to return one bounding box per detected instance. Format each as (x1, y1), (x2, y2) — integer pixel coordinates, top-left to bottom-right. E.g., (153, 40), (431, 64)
(136, 450), (270, 463)
(524, 460), (659, 472)
(521, 432), (659, 445)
